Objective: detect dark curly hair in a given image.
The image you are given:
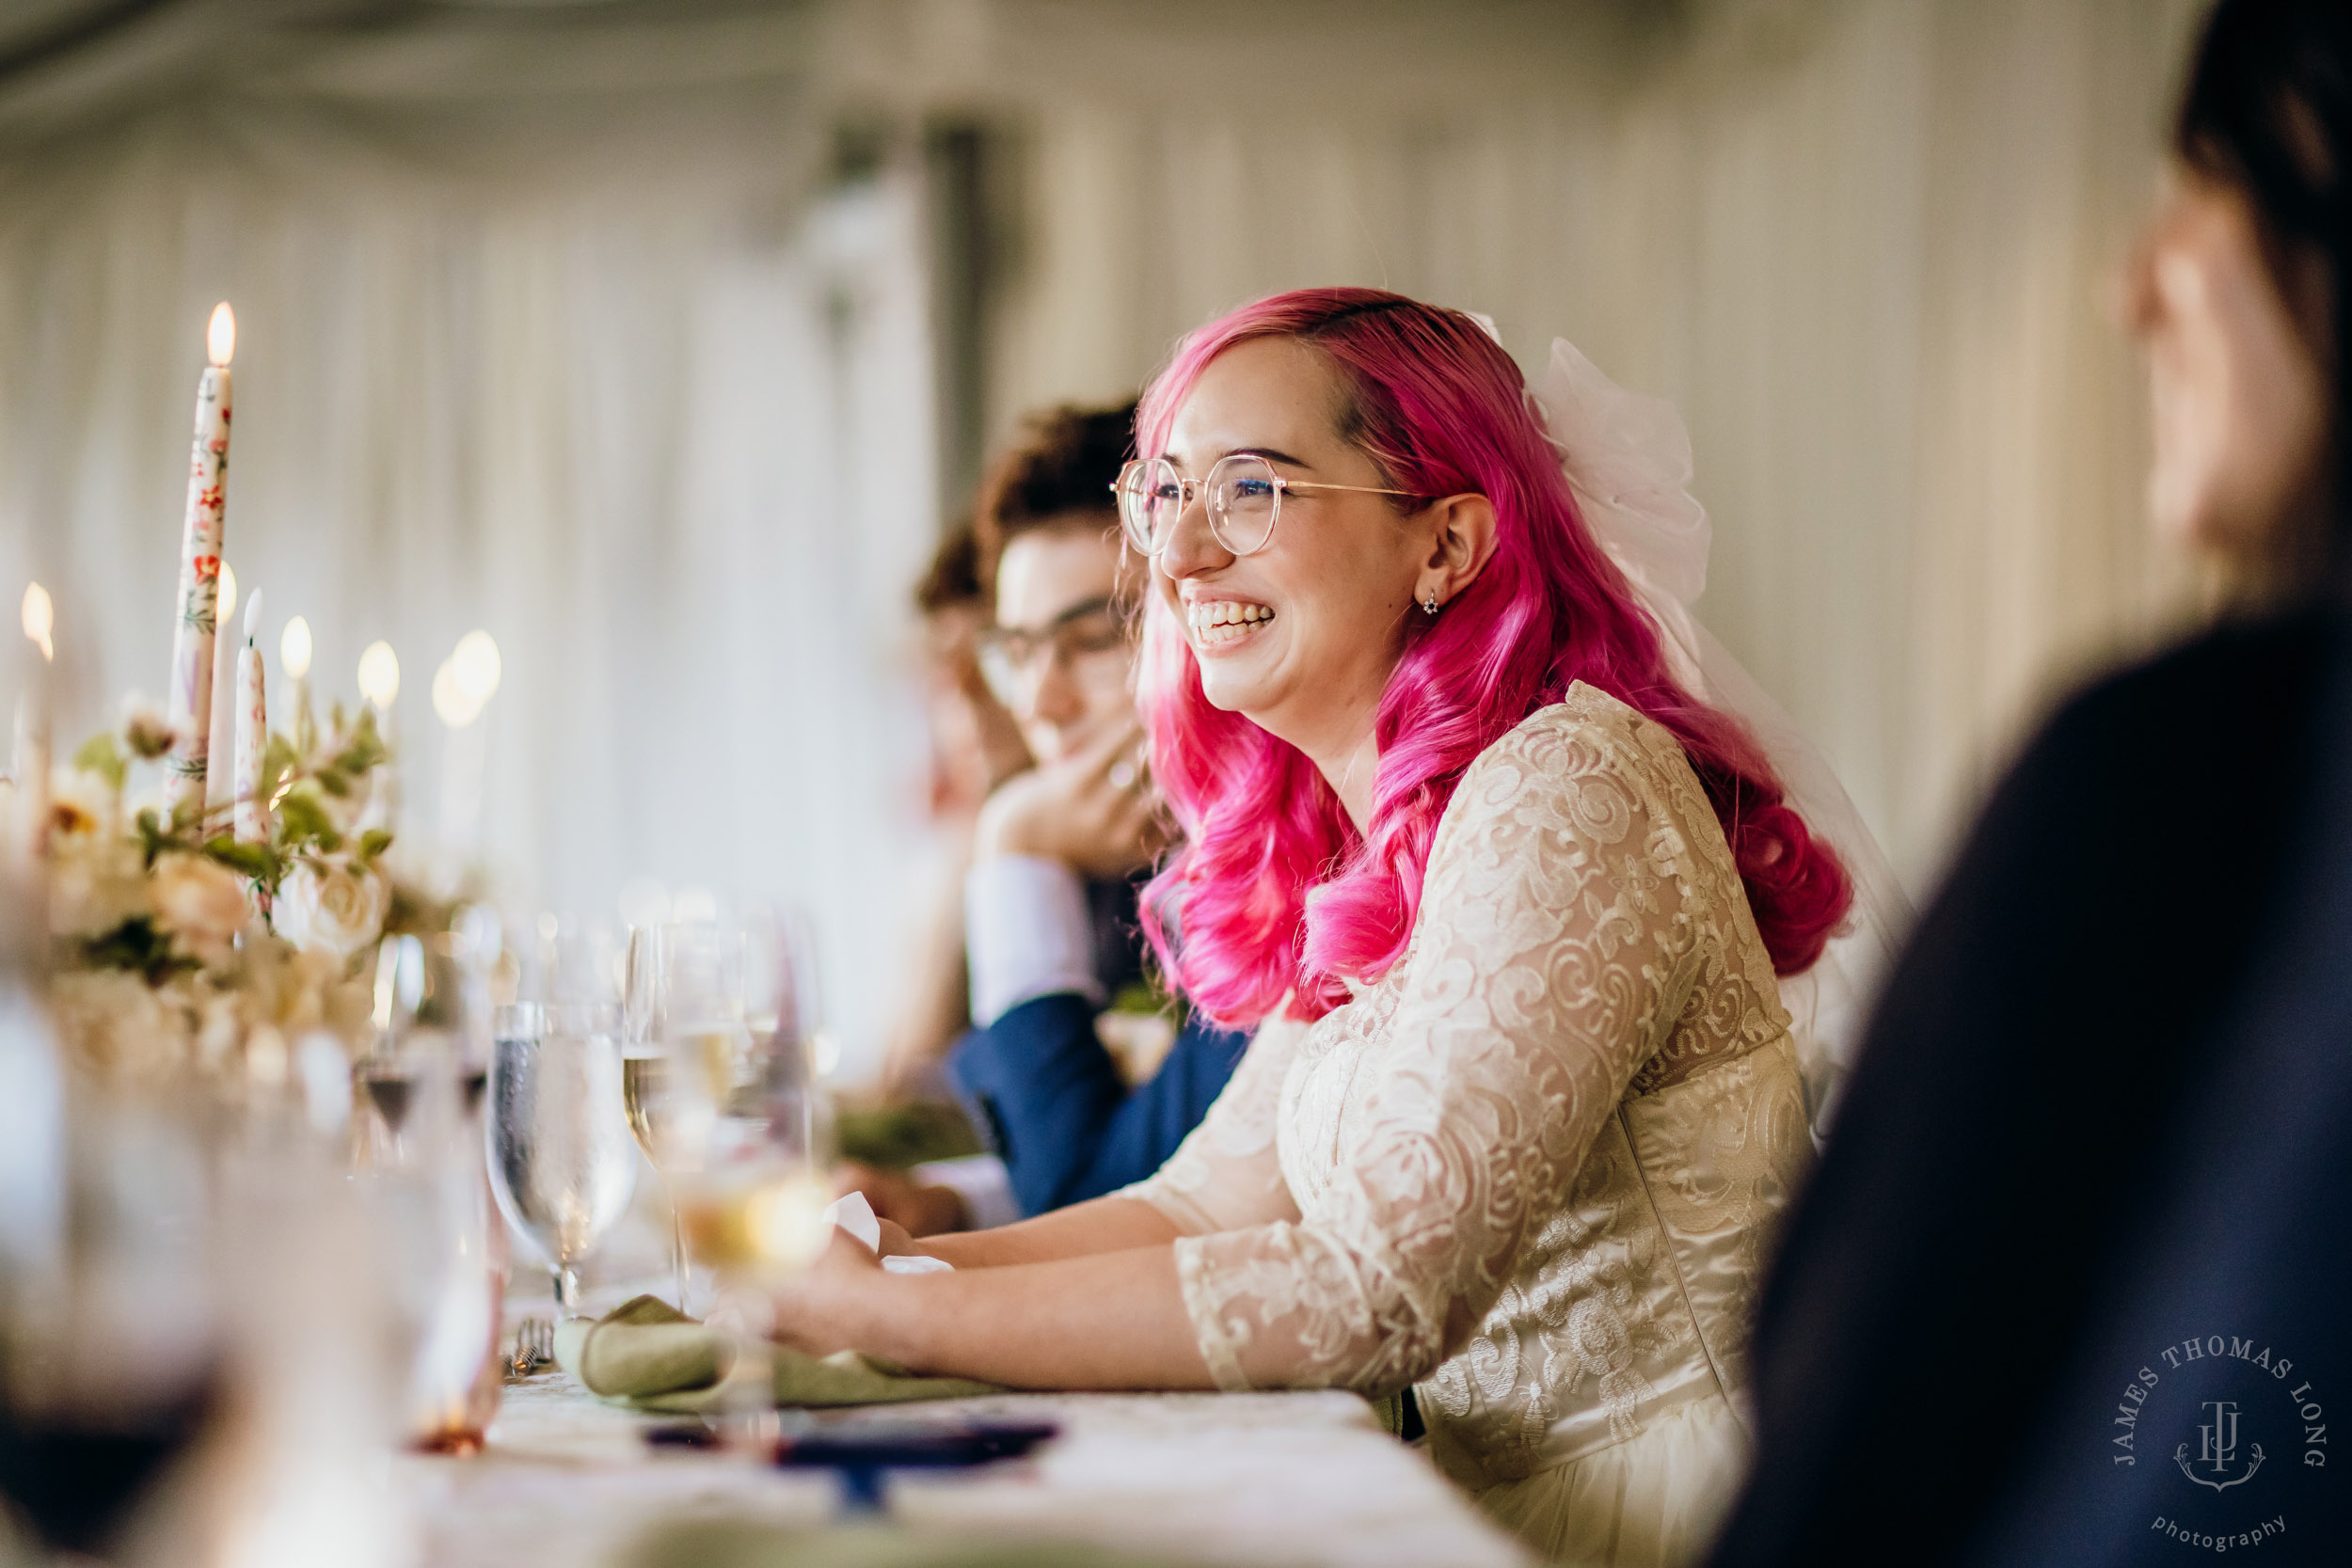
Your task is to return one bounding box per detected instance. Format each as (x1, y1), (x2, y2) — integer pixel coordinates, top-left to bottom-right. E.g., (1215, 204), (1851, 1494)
(914, 519), (988, 616)
(970, 401), (1137, 587)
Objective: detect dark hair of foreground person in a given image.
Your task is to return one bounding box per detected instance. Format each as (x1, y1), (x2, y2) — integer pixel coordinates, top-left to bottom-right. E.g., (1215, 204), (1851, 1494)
(1704, 3), (2351, 1566)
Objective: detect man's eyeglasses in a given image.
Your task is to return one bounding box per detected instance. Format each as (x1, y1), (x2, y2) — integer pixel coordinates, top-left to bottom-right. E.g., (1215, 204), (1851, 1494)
(1112, 455), (1419, 557)
(975, 595), (1129, 706)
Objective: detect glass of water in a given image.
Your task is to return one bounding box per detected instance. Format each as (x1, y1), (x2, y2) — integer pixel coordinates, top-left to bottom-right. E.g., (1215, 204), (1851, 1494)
(485, 1002), (637, 1317)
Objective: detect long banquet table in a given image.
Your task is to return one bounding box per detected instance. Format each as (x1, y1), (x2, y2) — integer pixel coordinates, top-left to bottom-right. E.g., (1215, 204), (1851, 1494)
(404, 1370), (1534, 1568)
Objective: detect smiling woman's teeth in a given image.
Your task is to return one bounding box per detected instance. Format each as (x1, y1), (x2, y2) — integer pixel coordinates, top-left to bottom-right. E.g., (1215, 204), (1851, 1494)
(1188, 602), (1275, 645)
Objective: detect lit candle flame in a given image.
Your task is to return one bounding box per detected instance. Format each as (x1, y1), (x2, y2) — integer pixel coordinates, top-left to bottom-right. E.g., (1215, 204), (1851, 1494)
(245, 587), (264, 644)
(358, 640), (400, 708)
(215, 562), (237, 627)
(207, 302), (235, 367)
(280, 615), (312, 680)
(431, 657), (478, 729)
(21, 582), (53, 662)
(453, 629), (501, 705)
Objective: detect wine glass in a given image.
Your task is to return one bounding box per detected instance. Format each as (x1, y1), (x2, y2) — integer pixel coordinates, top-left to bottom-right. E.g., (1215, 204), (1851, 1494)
(484, 1002), (637, 1317)
(622, 921), (748, 1313)
(0, 1080), (224, 1561)
(353, 934), (427, 1166)
(667, 911), (834, 1294)
(743, 904), (833, 1170)
(358, 1050), (505, 1455)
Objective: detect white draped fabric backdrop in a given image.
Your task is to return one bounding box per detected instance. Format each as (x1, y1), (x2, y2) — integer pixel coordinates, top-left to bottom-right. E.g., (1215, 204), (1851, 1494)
(0, 0), (2209, 1080)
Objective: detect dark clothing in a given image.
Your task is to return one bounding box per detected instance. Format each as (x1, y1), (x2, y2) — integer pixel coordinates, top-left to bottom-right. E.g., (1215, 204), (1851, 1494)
(950, 871), (1247, 1218)
(1708, 611), (2352, 1568)
(951, 997), (1248, 1216)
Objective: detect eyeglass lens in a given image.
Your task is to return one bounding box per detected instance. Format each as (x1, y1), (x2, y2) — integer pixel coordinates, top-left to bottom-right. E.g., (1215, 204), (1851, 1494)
(977, 605), (1125, 701)
(1118, 456), (1281, 557)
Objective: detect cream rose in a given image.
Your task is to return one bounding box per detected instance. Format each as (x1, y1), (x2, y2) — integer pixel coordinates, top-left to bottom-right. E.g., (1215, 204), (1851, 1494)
(150, 851), (254, 966)
(50, 969), (187, 1083)
(274, 860), (389, 961)
(48, 833), (151, 941)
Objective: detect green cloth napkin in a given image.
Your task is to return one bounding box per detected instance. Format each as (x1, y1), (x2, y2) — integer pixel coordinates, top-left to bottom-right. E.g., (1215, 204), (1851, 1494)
(554, 1295), (998, 1413)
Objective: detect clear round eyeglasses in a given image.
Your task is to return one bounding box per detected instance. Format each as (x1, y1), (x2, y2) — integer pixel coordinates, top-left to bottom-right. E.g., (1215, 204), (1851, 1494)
(1112, 454), (1418, 557)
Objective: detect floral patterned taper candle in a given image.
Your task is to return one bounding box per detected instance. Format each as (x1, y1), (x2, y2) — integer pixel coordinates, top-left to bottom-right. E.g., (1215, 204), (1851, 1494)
(164, 303), (234, 819)
(234, 587), (268, 847)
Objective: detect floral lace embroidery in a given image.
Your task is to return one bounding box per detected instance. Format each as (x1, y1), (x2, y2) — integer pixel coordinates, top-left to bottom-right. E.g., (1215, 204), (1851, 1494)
(1123, 685), (1808, 1481)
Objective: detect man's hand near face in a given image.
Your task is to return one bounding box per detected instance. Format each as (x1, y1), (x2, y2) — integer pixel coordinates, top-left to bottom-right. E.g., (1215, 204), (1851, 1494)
(974, 716), (1166, 879)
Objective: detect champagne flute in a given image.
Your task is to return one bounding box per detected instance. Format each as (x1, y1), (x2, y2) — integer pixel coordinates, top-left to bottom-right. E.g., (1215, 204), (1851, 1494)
(659, 914), (835, 1448)
(485, 1002), (637, 1317)
(671, 916), (833, 1281)
(622, 922), (752, 1313)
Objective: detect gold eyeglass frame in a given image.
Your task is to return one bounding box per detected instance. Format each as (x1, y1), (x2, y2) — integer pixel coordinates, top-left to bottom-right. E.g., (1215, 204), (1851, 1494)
(1112, 454), (1419, 557)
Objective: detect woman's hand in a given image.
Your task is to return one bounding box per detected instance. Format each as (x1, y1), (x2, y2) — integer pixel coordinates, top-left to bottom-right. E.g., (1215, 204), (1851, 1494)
(975, 719), (1166, 879)
(833, 1162), (967, 1237)
(767, 1227), (894, 1360)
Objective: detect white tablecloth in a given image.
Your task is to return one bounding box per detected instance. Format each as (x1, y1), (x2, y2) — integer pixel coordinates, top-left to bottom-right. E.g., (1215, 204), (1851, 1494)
(402, 1373), (1533, 1568)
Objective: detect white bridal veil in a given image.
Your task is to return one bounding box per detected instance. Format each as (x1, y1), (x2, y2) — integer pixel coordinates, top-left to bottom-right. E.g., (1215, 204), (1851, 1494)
(1527, 335), (1913, 1141)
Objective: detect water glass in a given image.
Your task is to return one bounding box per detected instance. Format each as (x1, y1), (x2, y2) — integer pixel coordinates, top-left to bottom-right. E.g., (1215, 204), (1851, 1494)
(360, 1052), (505, 1454)
(485, 1002), (636, 1316)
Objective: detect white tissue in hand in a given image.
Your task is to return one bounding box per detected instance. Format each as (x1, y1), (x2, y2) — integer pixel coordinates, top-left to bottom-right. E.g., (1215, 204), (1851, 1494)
(821, 1191), (953, 1275)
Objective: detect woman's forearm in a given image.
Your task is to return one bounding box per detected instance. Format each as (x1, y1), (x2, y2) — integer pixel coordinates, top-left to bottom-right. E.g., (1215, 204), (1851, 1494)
(918, 1194), (1180, 1267)
(858, 1243), (1215, 1389)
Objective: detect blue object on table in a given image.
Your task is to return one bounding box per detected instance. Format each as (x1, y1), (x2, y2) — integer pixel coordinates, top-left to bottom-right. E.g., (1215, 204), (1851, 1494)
(774, 1417), (1061, 1516)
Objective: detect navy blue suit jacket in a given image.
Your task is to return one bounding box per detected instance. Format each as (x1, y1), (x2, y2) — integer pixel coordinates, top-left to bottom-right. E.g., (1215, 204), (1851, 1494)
(948, 994), (1247, 1218)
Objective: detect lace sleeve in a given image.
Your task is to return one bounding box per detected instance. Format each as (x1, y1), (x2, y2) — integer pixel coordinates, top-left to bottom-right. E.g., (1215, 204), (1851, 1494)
(1171, 705), (1704, 1394)
(1117, 1013), (1306, 1236)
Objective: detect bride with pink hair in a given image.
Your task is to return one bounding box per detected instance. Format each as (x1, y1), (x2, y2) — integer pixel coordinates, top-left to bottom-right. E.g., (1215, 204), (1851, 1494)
(773, 287), (1873, 1566)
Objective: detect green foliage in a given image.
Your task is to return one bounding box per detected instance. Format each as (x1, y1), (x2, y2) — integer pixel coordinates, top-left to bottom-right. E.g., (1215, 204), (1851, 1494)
(134, 808), (169, 867)
(201, 835), (278, 882)
(832, 1100), (986, 1169)
(334, 710), (386, 775)
(72, 733), (126, 792)
(1106, 970), (1189, 1028)
(272, 788), (342, 855)
(257, 734), (298, 813)
(62, 699), (403, 976)
(79, 917), (186, 984)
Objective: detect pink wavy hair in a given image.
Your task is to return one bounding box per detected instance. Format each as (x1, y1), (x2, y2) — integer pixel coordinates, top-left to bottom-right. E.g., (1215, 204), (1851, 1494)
(1134, 288), (1852, 1026)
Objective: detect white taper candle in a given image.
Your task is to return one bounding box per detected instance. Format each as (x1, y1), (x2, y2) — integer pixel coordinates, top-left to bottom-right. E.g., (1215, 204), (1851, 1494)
(164, 303), (235, 819)
(235, 588), (269, 847)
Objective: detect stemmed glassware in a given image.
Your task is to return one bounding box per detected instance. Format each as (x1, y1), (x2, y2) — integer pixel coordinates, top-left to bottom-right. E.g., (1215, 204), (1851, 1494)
(0, 1081), (224, 1561)
(621, 922), (746, 1313)
(353, 934), (426, 1164)
(484, 1001), (638, 1317)
(360, 1050), (506, 1454)
(625, 912), (833, 1316)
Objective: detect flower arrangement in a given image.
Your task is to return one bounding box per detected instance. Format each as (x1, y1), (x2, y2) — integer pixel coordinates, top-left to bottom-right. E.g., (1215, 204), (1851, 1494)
(40, 701), (429, 1087)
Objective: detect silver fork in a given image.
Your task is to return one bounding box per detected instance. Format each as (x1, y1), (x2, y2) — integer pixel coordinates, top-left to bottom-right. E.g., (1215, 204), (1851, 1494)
(509, 1316), (553, 1378)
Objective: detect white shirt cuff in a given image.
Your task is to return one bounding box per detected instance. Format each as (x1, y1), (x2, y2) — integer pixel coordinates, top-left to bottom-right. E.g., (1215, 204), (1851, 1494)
(964, 853), (1103, 1025)
(913, 1153), (1023, 1231)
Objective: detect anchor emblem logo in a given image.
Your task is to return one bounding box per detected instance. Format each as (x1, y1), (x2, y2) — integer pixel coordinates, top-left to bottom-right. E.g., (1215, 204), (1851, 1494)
(2174, 1400), (2265, 1492)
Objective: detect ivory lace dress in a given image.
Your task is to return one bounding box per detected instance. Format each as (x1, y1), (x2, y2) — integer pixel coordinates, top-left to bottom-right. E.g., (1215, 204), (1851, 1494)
(1123, 685), (1815, 1567)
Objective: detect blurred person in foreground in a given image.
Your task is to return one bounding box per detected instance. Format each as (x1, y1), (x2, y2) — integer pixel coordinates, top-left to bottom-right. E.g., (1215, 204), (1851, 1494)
(848, 404), (1250, 1236)
(1708, 3), (2352, 1564)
